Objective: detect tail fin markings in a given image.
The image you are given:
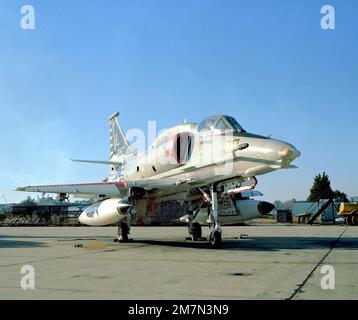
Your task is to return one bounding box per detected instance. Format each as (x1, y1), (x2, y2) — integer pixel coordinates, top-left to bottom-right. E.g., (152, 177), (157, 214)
(109, 112), (135, 159)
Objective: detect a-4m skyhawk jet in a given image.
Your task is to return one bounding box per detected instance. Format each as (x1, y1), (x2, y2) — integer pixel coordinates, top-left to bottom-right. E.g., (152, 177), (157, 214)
(17, 113), (300, 247)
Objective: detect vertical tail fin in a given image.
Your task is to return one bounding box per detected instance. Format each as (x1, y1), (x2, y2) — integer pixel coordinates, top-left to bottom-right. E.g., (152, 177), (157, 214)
(108, 112), (134, 159)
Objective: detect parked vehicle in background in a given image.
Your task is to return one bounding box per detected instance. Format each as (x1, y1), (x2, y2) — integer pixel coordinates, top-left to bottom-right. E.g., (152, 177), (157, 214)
(338, 202), (358, 225)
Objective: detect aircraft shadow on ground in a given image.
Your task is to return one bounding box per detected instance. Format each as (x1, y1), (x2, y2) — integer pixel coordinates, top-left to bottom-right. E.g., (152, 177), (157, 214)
(0, 235), (99, 248)
(1, 235), (357, 251)
(0, 239), (48, 248)
(132, 236), (358, 251)
(0, 235), (100, 240)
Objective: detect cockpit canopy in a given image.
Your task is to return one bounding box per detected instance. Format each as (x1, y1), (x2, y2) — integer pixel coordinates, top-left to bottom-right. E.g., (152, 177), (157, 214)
(197, 115), (245, 134)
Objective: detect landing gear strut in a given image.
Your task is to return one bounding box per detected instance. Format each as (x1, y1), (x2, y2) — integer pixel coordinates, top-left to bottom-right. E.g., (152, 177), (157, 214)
(209, 184), (222, 248)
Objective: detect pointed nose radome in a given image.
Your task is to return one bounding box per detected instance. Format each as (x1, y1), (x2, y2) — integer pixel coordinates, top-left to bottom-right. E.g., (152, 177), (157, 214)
(279, 146), (301, 161)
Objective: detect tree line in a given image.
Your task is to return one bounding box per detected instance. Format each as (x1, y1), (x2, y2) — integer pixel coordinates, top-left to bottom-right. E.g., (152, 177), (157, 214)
(275, 172), (349, 210)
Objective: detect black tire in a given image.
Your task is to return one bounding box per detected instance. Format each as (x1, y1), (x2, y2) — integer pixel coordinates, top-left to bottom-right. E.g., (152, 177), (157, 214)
(190, 222), (202, 241)
(120, 222), (129, 240)
(352, 215), (358, 226)
(347, 216), (354, 226)
(210, 230), (222, 248)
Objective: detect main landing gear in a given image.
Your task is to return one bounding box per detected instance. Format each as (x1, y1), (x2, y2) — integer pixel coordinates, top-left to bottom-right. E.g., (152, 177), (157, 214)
(114, 211), (133, 243)
(115, 221), (130, 242)
(115, 191), (137, 243)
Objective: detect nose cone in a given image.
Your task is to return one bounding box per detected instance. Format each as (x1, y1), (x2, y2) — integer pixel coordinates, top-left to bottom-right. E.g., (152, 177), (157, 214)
(266, 139), (300, 168)
(279, 145), (301, 161)
(265, 139), (300, 163)
(258, 201), (275, 215)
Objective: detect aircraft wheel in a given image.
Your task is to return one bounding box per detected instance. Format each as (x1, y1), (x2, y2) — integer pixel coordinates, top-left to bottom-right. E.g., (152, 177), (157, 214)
(352, 215), (358, 226)
(347, 216), (354, 226)
(119, 222), (129, 241)
(210, 230), (222, 248)
(190, 222), (202, 241)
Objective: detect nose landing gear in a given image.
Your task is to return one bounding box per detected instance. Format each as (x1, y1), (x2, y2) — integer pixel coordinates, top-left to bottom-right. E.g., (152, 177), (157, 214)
(190, 184), (223, 248)
(210, 229), (222, 248)
(209, 184), (222, 248)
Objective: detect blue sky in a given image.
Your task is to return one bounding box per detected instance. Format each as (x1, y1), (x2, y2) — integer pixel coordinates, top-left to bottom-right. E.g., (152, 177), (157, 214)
(0, 0), (357, 203)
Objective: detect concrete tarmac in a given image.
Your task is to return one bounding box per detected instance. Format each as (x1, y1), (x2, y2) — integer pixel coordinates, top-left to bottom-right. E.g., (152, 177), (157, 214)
(0, 225), (357, 299)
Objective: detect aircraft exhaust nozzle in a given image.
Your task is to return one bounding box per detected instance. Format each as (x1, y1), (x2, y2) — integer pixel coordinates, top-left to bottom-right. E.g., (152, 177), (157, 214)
(257, 201), (275, 215)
